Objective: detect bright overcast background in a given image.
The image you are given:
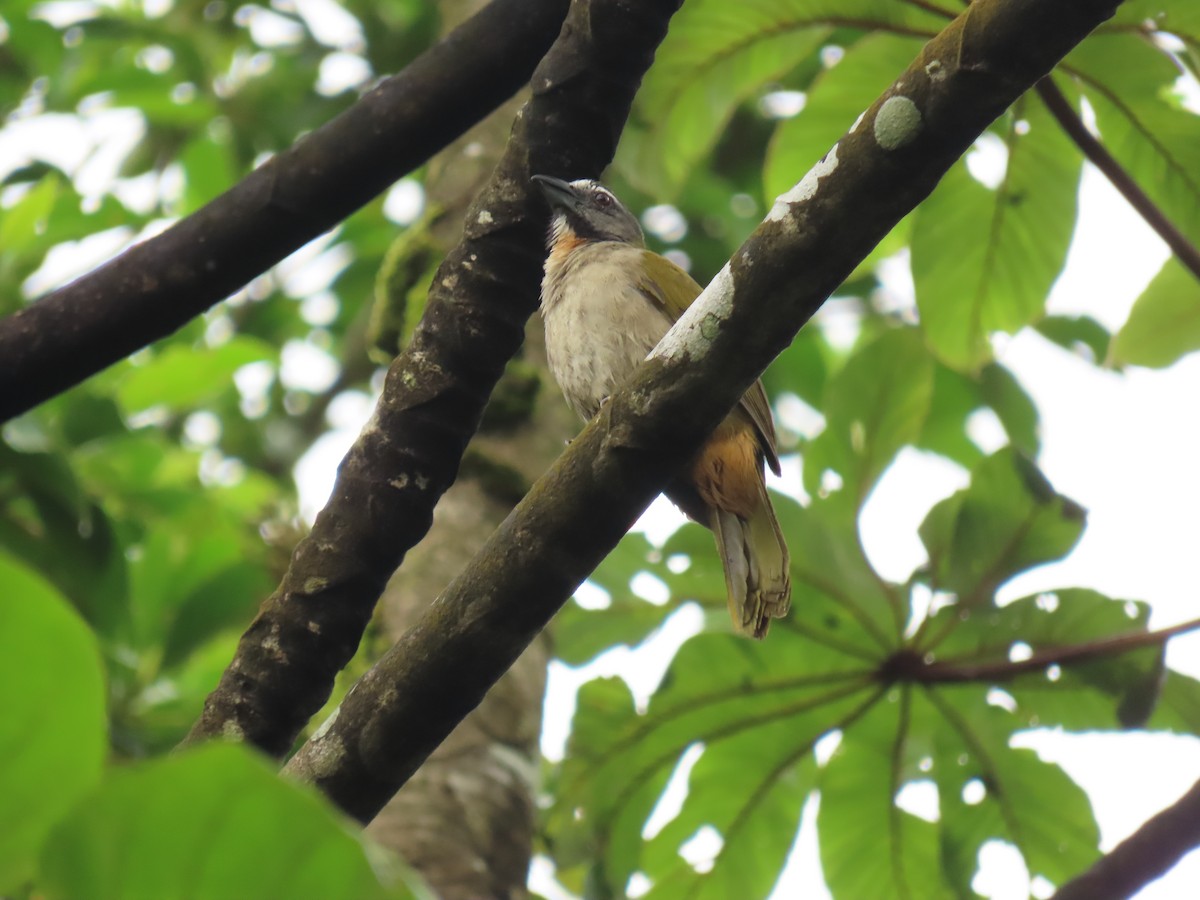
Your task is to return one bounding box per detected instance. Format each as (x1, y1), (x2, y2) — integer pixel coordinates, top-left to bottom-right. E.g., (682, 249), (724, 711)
(4, 2), (1200, 896)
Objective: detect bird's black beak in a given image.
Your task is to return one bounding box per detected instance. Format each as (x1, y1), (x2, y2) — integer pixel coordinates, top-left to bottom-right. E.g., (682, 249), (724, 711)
(532, 174), (581, 212)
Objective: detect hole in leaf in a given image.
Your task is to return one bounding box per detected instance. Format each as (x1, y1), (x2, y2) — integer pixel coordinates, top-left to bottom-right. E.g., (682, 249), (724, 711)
(1009, 642), (1033, 662)
(962, 778), (987, 805)
(896, 780), (939, 822)
(679, 825), (724, 873)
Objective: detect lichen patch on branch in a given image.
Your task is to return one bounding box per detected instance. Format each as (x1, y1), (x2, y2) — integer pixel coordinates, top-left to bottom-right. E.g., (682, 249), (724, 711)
(766, 143), (841, 222)
(874, 95), (923, 150)
(651, 262), (735, 362)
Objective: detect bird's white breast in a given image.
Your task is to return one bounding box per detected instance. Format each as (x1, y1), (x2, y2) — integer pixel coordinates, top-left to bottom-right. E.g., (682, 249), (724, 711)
(540, 242), (671, 421)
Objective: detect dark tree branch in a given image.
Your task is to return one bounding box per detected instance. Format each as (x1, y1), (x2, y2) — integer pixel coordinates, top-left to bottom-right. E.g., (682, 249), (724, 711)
(0, 0), (570, 422)
(894, 616), (1200, 684)
(281, 0), (1124, 823)
(1036, 74), (1200, 284)
(1054, 777), (1200, 900)
(183, 0), (683, 755)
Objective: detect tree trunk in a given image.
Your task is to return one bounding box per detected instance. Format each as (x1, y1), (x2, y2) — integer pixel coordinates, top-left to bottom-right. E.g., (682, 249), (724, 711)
(363, 3), (574, 894)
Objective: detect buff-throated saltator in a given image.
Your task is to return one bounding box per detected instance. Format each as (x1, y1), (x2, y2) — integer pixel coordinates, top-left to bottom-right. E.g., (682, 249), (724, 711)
(533, 175), (791, 639)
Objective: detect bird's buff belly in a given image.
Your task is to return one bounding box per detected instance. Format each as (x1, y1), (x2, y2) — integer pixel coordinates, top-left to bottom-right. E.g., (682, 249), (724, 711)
(542, 288), (669, 421)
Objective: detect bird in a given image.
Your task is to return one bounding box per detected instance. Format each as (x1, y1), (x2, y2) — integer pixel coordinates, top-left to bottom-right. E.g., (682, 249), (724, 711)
(533, 174), (791, 639)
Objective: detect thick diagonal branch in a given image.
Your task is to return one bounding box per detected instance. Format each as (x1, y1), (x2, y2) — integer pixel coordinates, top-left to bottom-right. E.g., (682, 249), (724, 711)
(1054, 777), (1200, 900)
(282, 0), (1125, 823)
(0, 0), (569, 422)
(183, 0), (683, 755)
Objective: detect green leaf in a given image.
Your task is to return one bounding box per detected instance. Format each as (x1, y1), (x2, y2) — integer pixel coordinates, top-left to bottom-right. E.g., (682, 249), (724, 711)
(978, 364), (1039, 457)
(916, 364), (986, 468)
(0, 175), (59, 252)
(40, 744), (425, 900)
(918, 449), (1086, 603)
(0, 446), (131, 635)
(618, 6), (830, 198)
(1066, 35), (1200, 246)
(764, 32), (927, 201)
(1111, 0), (1200, 45)
(1034, 314), (1111, 366)
(0, 554), (106, 893)
(161, 561), (273, 669)
(926, 689), (1100, 887)
(819, 692), (951, 900)
(1111, 257), (1200, 368)
(1149, 670), (1200, 736)
(180, 132), (238, 214)
(778, 494), (902, 655)
(116, 336), (275, 414)
(912, 94), (1082, 371)
(927, 590), (1160, 731)
(548, 630), (874, 895)
(641, 723), (817, 899)
(554, 533), (681, 665)
(803, 327), (934, 506)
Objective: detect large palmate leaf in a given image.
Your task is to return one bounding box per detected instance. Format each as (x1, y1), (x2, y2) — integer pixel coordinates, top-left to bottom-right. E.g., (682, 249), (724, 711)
(40, 745), (426, 900)
(618, 0), (946, 198)
(911, 94), (1083, 371)
(925, 688), (1100, 891)
(0, 555), (106, 893)
(819, 693), (949, 900)
(640, 722), (818, 899)
(923, 589), (1166, 732)
(548, 628), (875, 896)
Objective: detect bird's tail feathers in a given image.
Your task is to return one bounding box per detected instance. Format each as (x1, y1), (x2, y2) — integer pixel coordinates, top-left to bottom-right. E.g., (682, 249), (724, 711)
(710, 482), (791, 639)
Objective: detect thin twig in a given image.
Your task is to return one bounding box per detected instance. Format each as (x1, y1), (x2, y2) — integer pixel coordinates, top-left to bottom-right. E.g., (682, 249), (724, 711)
(1036, 75), (1200, 284)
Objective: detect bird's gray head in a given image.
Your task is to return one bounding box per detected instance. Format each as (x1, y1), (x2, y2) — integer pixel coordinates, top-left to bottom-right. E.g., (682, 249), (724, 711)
(532, 175), (645, 248)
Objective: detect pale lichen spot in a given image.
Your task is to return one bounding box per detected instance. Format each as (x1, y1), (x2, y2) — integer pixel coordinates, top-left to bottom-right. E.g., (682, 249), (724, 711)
(262, 626), (284, 657)
(311, 706), (339, 741)
(302, 575), (329, 594)
(441, 274), (458, 290)
(766, 143), (840, 222)
(874, 95), (922, 151)
(651, 262), (735, 361)
(477, 209), (494, 226)
(925, 59), (947, 83)
(307, 620), (321, 634)
(389, 473), (410, 490)
(415, 473), (431, 491)
(306, 733), (347, 780)
(221, 720), (245, 741)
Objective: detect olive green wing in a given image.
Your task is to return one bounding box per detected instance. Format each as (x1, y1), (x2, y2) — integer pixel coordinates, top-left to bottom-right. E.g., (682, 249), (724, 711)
(635, 251), (782, 476)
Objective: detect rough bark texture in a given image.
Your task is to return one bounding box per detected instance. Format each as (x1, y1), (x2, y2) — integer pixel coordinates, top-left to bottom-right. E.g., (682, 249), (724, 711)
(282, 0), (1124, 823)
(362, 2), (575, 893)
(0, 0), (570, 422)
(184, 0), (682, 758)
